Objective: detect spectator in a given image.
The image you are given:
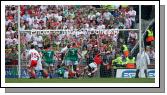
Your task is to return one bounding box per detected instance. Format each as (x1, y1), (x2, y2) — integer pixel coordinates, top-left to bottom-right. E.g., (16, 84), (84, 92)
(88, 10), (96, 21)
(19, 5), (139, 30)
(32, 20), (39, 29)
(125, 14), (132, 29)
(22, 11), (30, 22)
(103, 10), (112, 21)
(128, 6), (136, 28)
(145, 46), (155, 64)
(97, 20), (105, 29)
(128, 31), (137, 50)
(20, 23), (25, 31)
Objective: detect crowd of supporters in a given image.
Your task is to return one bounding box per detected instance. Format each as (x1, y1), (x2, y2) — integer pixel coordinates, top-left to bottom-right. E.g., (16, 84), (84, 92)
(5, 5), (18, 65)
(20, 5), (137, 30)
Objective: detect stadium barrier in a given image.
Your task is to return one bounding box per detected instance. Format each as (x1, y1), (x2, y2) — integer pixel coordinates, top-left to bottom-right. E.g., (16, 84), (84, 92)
(5, 65), (87, 78)
(116, 69), (155, 78)
(5, 65), (155, 78)
(5, 65), (28, 78)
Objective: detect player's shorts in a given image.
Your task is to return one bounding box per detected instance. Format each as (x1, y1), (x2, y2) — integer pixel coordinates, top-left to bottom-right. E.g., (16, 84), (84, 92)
(42, 60), (54, 68)
(65, 60), (79, 66)
(30, 60), (38, 68)
(35, 64), (43, 70)
(73, 61), (78, 65)
(88, 62), (97, 69)
(46, 62), (54, 67)
(80, 59), (87, 65)
(35, 59), (43, 70)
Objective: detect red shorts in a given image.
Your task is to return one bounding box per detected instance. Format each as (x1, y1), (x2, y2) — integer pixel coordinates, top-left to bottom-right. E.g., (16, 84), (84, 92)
(30, 60), (38, 68)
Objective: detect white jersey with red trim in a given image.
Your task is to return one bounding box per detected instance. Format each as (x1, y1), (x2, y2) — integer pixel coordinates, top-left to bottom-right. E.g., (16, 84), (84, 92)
(35, 52), (43, 70)
(28, 49), (40, 61)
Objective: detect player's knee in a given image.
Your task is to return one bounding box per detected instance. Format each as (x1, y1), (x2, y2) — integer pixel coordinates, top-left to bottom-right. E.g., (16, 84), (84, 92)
(28, 69), (31, 73)
(84, 66), (88, 69)
(43, 70), (48, 78)
(95, 68), (98, 71)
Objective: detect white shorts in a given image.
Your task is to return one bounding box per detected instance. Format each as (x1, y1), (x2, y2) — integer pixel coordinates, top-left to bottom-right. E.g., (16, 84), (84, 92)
(73, 61), (79, 65)
(65, 60), (79, 66)
(35, 58), (43, 70)
(89, 62), (97, 69)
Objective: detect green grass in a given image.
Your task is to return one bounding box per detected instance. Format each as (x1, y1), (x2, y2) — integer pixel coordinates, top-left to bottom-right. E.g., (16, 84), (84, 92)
(6, 78), (155, 83)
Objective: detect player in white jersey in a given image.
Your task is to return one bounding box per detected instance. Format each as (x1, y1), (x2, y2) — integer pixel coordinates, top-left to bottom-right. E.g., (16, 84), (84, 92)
(27, 45), (40, 79)
(35, 50), (48, 78)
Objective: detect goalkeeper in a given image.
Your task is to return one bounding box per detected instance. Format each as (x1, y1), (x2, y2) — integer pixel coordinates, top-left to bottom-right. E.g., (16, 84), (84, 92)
(84, 50), (103, 77)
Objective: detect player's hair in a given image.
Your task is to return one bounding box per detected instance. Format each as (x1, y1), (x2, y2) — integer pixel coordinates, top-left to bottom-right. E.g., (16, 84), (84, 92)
(31, 44), (35, 49)
(61, 63), (65, 67)
(67, 44), (71, 48)
(94, 48), (100, 54)
(72, 43), (76, 46)
(47, 44), (51, 48)
(44, 45), (47, 49)
(57, 65), (61, 68)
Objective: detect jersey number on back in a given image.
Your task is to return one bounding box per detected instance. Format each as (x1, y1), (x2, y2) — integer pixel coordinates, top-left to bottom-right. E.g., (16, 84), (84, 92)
(47, 52), (52, 58)
(31, 52), (38, 59)
(71, 50), (75, 55)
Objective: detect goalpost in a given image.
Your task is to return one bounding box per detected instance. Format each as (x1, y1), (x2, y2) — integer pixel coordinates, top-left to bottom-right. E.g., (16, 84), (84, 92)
(17, 5), (142, 78)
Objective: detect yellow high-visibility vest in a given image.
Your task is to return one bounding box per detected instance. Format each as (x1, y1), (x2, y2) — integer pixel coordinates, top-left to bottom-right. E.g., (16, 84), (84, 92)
(147, 29), (153, 37)
(126, 57), (135, 64)
(112, 56), (123, 65)
(123, 45), (128, 52)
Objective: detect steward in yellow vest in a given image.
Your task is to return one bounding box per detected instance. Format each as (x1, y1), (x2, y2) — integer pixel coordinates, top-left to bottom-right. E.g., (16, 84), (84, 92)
(125, 56), (136, 69)
(146, 28), (154, 42)
(112, 54), (125, 67)
(122, 45), (129, 57)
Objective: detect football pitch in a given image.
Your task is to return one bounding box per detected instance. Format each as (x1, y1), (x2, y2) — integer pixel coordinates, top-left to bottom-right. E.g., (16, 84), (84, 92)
(6, 78), (155, 83)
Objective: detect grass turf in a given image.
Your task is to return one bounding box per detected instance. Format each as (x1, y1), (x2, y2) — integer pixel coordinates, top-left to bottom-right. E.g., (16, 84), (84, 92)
(6, 78), (155, 83)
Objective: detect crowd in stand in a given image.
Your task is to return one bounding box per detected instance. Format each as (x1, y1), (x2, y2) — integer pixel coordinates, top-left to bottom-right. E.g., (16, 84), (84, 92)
(5, 5), (18, 65)
(19, 5), (137, 30)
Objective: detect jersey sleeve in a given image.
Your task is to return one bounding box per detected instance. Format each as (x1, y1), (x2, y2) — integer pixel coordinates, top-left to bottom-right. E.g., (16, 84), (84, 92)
(27, 50), (31, 58)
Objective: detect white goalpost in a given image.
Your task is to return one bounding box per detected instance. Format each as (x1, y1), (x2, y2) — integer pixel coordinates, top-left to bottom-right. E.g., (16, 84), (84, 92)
(18, 5), (21, 78)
